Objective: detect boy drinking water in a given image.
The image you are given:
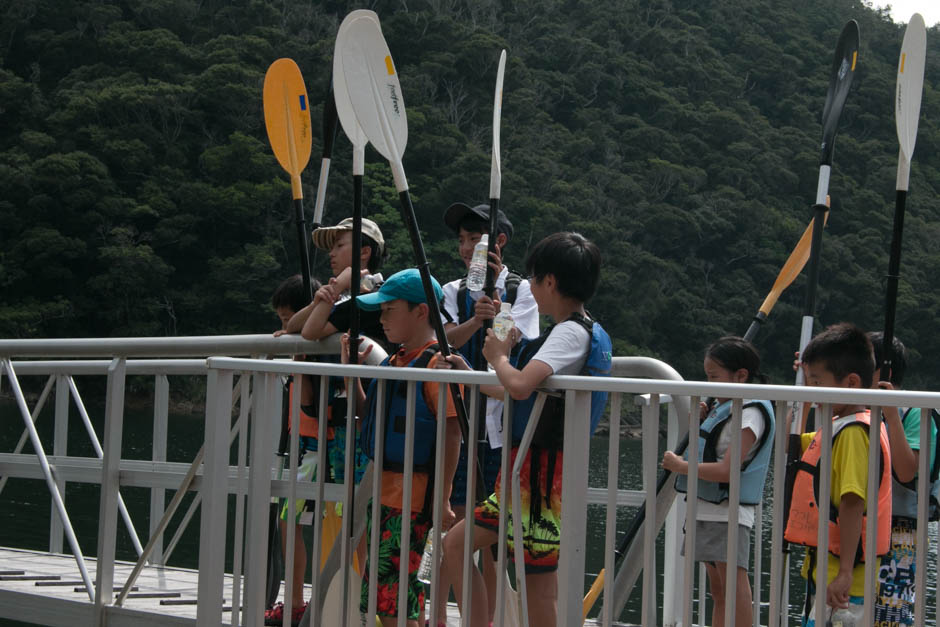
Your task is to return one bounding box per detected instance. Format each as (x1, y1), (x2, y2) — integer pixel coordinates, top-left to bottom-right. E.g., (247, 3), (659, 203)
(784, 323), (892, 625)
(437, 232), (612, 627)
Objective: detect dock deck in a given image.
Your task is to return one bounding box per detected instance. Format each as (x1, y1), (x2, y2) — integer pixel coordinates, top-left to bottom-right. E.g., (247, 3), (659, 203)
(0, 547), (636, 626)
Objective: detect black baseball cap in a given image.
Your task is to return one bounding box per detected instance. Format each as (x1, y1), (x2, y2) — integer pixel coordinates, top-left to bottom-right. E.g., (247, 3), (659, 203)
(443, 203), (513, 239)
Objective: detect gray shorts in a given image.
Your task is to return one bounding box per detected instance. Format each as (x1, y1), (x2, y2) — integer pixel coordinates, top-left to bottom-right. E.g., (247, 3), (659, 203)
(680, 521), (751, 570)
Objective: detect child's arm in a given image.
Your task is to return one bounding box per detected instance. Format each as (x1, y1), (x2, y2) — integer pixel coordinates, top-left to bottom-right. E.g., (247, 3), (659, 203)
(444, 296), (499, 349)
(435, 354), (505, 399)
(301, 283), (341, 340)
(878, 382), (918, 483)
(827, 493), (864, 609)
(482, 328), (549, 400)
(284, 302), (314, 334)
(662, 428), (757, 480)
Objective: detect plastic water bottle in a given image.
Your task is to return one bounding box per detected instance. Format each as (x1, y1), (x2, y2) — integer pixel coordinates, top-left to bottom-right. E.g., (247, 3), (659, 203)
(466, 234), (489, 291)
(828, 607), (859, 627)
(417, 530), (445, 584)
(493, 302), (514, 341)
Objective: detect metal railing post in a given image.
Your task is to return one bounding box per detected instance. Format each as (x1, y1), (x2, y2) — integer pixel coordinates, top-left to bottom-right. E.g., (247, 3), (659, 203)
(663, 397), (683, 627)
(95, 357), (127, 622)
(196, 366), (234, 626)
(51, 374), (70, 553)
(242, 372), (279, 625)
(557, 389), (592, 626)
(150, 374), (169, 564)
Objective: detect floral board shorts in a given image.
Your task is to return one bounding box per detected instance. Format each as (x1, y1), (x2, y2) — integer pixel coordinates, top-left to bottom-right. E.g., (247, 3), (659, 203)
(279, 427), (368, 525)
(359, 502), (431, 619)
(474, 447), (563, 574)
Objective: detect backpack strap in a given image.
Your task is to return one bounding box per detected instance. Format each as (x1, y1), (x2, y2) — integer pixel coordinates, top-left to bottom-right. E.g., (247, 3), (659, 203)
(456, 279), (470, 324)
(503, 271), (522, 306)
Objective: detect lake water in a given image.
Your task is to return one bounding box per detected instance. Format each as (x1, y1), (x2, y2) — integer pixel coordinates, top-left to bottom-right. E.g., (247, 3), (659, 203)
(1, 397), (937, 625)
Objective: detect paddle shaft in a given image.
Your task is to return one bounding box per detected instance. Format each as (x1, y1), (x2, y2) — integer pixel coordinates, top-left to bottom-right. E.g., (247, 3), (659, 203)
(340, 173), (364, 627)
(396, 190), (485, 489)
(312, 89), (340, 269)
(292, 196), (314, 300)
(881, 165), (909, 378)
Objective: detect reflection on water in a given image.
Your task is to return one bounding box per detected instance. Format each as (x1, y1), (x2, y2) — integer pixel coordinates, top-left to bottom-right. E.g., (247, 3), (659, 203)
(1, 399), (938, 625)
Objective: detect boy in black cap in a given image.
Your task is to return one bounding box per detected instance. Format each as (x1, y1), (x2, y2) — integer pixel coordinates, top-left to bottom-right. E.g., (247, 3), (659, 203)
(436, 202), (540, 623)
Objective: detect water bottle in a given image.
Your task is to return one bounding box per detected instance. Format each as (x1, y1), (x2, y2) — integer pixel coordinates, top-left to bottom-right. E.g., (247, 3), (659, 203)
(466, 234), (489, 291)
(828, 607), (858, 627)
(493, 302), (515, 341)
(417, 529), (445, 584)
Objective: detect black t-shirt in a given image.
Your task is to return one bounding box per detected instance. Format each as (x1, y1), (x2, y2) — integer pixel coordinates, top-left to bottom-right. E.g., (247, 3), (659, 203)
(328, 297), (393, 353)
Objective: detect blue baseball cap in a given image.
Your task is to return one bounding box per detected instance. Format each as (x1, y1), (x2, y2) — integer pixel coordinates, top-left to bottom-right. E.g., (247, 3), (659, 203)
(356, 268), (443, 311)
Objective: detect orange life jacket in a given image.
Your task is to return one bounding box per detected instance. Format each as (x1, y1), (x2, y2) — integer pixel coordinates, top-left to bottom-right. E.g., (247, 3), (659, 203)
(288, 379), (336, 439)
(784, 410), (891, 562)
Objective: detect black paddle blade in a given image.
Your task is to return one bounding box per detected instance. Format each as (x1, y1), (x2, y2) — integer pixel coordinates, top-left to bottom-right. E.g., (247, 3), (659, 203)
(322, 84), (339, 159)
(820, 20), (859, 166)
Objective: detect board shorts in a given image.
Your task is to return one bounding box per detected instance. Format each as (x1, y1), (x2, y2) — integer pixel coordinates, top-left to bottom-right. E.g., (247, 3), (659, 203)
(874, 516), (917, 626)
(359, 502), (431, 619)
(450, 440), (502, 506)
(279, 427), (368, 525)
(681, 521), (751, 570)
(474, 446), (563, 574)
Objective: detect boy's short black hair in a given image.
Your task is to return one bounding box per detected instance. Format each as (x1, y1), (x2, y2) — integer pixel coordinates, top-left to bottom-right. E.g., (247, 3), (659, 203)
(363, 234), (385, 274)
(525, 232), (601, 303)
(271, 274), (317, 313)
(868, 331), (907, 387)
(802, 322), (875, 389)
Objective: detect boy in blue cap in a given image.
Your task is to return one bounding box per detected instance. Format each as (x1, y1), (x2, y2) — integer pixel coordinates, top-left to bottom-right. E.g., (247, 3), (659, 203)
(342, 268), (465, 627)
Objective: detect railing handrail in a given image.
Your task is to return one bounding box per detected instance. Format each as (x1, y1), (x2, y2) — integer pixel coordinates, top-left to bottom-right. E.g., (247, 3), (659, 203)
(0, 333), (359, 358)
(207, 355), (940, 408)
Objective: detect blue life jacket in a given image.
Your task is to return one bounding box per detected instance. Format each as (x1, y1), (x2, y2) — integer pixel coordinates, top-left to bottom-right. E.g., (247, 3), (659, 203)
(675, 399), (775, 505)
(508, 312), (613, 450)
(359, 344), (444, 473)
(454, 273), (522, 366)
(891, 407), (940, 521)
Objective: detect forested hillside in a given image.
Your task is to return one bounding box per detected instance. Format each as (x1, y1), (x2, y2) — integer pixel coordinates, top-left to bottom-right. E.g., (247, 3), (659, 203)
(2, 0), (939, 387)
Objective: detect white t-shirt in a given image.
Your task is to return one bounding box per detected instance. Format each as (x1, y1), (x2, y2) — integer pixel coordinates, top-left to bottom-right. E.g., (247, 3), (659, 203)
(441, 267), (540, 447)
(530, 320), (591, 377)
(694, 405), (766, 527)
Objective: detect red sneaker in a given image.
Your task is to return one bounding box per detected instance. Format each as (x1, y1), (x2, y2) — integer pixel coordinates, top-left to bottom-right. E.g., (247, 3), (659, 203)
(263, 601), (307, 626)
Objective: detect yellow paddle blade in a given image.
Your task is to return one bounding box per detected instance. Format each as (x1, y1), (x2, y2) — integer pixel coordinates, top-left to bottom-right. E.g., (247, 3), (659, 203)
(320, 502), (343, 570)
(758, 210), (830, 315)
(583, 568), (605, 619)
(263, 58), (313, 192)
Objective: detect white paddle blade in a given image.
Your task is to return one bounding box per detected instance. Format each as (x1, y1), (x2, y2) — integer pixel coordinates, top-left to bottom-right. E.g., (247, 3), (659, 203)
(339, 16), (408, 167)
(896, 13), (926, 163)
(489, 49), (507, 200)
(333, 10), (374, 164)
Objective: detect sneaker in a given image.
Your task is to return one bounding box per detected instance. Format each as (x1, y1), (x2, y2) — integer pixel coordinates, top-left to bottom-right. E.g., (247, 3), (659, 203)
(263, 601), (307, 626)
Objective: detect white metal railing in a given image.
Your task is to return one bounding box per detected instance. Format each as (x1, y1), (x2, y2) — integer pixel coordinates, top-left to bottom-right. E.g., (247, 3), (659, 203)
(2, 334), (939, 627)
